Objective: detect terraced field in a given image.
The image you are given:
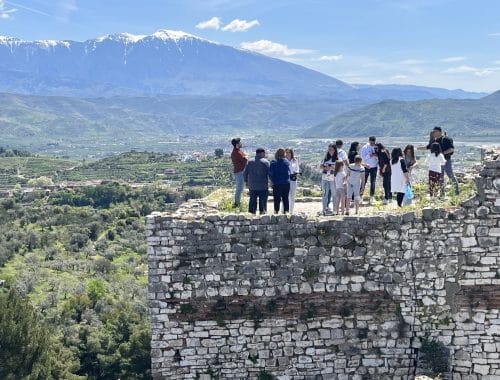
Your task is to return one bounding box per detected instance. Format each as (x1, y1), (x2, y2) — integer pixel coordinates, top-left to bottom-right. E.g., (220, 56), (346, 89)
(0, 151), (233, 189)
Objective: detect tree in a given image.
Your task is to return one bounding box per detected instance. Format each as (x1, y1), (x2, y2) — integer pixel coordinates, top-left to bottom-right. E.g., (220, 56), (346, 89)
(214, 148), (224, 158)
(28, 176), (54, 188)
(0, 290), (81, 379)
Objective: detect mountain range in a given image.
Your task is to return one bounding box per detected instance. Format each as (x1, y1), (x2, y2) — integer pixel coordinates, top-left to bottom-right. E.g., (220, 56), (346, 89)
(304, 90), (500, 138)
(0, 30), (486, 100)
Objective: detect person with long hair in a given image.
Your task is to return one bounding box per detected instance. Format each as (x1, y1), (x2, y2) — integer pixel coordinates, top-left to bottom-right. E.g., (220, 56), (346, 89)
(376, 142), (392, 204)
(427, 142), (446, 197)
(285, 148), (300, 214)
(403, 144), (417, 180)
(348, 142), (360, 164)
(319, 143), (338, 215)
(390, 147), (410, 207)
(269, 148), (291, 214)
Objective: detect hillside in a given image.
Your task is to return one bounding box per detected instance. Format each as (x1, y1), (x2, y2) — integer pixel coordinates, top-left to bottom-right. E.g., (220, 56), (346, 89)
(0, 92), (368, 155)
(304, 90), (500, 138)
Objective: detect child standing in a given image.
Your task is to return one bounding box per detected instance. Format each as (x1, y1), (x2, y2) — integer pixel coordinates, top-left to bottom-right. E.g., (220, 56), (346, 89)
(346, 156), (365, 215)
(334, 161), (347, 215)
(427, 142), (446, 197)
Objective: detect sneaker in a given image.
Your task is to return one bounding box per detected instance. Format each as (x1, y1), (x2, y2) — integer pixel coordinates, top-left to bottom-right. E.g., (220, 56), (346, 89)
(382, 199), (388, 205)
(369, 197), (374, 205)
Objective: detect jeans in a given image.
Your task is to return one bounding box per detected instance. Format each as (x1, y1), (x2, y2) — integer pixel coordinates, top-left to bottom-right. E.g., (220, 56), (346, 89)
(441, 159), (460, 195)
(248, 189), (268, 214)
(365, 167), (377, 197)
(321, 179), (336, 213)
(273, 183), (290, 213)
(234, 171), (244, 206)
(289, 180), (297, 214)
(382, 172), (392, 200)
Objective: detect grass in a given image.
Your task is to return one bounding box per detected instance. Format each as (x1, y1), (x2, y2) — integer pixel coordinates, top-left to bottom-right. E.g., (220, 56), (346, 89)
(206, 188), (249, 213)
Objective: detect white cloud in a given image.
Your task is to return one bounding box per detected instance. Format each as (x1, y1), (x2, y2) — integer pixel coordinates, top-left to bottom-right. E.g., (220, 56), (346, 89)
(440, 56), (466, 62)
(391, 74), (408, 80)
(399, 59), (425, 65)
(195, 16), (221, 30)
(0, 0), (17, 19)
(444, 65), (498, 77)
(488, 32), (500, 37)
(222, 18), (259, 32)
(240, 39), (313, 58)
(318, 55), (343, 62)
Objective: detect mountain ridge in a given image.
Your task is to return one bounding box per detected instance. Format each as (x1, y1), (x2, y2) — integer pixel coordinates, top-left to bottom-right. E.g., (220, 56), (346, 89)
(0, 29), (485, 100)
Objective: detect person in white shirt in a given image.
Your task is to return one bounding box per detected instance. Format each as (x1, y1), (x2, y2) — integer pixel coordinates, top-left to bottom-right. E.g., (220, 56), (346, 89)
(360, 136), (378, 204)
(346, 156), (366, 215)
(285, 148), (300, 214)
(390, 147), (410, 207)
(334, 161), (347, 215)
(427, 142), (447, 197)
(336, 140), (349, 165)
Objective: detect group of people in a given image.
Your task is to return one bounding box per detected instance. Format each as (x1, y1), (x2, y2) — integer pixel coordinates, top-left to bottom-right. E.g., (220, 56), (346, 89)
(231, 126), (460, 216)
(231, 138), (300, 215)
(320, 138), (412, 215)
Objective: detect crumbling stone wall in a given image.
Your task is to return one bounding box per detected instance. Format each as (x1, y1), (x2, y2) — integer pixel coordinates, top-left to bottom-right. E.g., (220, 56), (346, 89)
(147, 149), (500, 379)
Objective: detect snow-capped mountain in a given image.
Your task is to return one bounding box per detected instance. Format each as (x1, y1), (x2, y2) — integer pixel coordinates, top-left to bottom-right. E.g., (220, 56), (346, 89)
(0, 30), (353, 97)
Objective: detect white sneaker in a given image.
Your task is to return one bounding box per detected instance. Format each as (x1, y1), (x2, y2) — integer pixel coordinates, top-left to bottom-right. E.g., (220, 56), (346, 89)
(382, 199), (388, 205)
(369, 197), (374, 205)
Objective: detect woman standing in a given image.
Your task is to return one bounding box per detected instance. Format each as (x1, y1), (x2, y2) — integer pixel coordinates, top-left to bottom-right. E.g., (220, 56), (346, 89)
(427, 142), (446, 197)
(320, 144), (338, 215)
(390, 147), (410, 207)
(376, 143), (392, 205)
(348, 142), (360, 164)
(286, 148), (300, 214)
(270, 148), (291, 214)
(404, 145), (417, 180)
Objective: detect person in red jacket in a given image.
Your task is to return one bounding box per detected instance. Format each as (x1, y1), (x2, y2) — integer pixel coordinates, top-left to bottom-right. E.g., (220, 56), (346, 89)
(231, 137), (248, 207)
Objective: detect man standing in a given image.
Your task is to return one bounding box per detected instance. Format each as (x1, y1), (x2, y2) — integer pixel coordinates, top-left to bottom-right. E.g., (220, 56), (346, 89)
(427, 127), (459, 196)
(360, 136), (378, 204)
(336, 140), (349, 166)
(243, 148), (270, 214)
(231, 137), (248, 207)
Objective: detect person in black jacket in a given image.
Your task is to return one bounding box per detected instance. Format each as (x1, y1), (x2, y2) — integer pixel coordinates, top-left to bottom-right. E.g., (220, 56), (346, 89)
(426, 127), (459, 196)
(376, 143), (392, 204)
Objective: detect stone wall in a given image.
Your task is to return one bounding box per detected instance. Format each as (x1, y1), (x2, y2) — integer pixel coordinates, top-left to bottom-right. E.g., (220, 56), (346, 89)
(147, 149), (500, 379)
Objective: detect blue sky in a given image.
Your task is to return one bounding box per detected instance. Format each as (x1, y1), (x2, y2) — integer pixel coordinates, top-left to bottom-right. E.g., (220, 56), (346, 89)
(1, 0), (499, 93)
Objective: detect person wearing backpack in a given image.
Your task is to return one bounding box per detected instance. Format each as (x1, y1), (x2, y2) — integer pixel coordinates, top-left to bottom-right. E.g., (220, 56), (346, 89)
(426, 127), (459, 196)
(390, 147), (410, 207)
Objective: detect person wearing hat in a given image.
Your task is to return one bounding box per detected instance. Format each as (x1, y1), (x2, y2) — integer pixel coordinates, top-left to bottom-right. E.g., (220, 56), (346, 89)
(231, 137), (248, 207)
(243, 148), (270, 214)
(426, 127), (459, 196)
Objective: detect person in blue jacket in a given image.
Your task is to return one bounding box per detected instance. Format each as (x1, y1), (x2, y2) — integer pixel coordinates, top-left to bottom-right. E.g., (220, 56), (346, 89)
(269, 148), (291, 214)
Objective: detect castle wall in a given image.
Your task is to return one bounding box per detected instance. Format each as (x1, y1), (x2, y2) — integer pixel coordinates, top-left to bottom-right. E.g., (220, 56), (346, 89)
(147, 149), (500, 379)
